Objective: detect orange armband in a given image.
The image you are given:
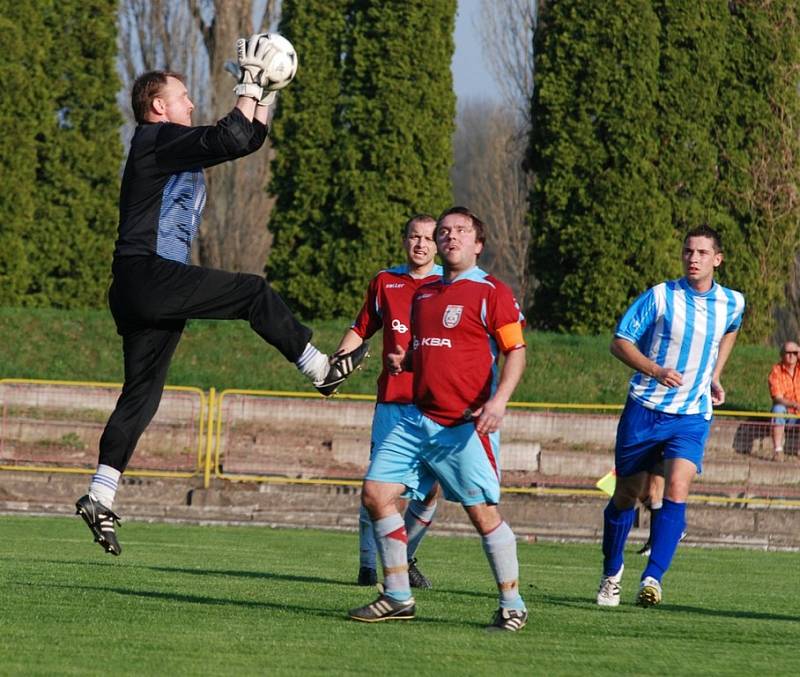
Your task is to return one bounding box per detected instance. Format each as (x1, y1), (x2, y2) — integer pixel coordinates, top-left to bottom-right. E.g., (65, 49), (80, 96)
(496, 322), (525, 353)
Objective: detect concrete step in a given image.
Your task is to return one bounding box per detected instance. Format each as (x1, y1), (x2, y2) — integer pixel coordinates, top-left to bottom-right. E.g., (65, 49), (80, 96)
(2, 471), (798, 550)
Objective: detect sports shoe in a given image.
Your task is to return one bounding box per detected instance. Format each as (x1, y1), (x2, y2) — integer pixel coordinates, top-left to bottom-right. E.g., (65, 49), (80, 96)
(487, 607), (528, 632)
(75, 494), (122, 556)
(596, 564), (624, 607)
(407, 558), (432, 589)
(314, 342), (370, 397)
(357, 566), (378, 586)
(349, 594), (415, 623)
(639, 530), (687, 557)
(637, 576), (662, 607)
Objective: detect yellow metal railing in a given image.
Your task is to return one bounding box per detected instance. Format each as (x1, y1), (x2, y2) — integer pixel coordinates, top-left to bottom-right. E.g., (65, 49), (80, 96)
(3, 380), (800, 506)
(0, 378), (206, 478)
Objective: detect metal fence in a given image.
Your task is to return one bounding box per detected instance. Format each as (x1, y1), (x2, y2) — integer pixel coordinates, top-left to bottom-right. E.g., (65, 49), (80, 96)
(0, 379), (207, 478)
(2, 380), (798, 492)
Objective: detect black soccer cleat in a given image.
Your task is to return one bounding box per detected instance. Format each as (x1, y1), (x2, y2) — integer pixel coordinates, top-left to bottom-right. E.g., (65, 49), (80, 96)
(349, 594), (416, 623)
(407, 557), (432, 589)
(314, 342), (370, 397)
(357, 566), (378, 586)
(75, 494), (122, 556)
(487, 607), (528, 632)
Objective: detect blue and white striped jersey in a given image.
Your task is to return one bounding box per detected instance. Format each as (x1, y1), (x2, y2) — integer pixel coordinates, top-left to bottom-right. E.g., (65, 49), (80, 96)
(615, 277), (745, 419)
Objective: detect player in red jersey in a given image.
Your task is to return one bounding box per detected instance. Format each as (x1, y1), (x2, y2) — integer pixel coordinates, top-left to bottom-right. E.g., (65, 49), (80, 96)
(349, 207), (529, 632)
(334, 215), (442, 588)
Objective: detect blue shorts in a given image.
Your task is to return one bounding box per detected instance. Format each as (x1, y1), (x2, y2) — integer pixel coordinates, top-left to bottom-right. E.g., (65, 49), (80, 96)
(370, 403), (417, 456)
(365, 405), (501, 506)
(770, 404), (800, 426)
(615, 397), (710, 476)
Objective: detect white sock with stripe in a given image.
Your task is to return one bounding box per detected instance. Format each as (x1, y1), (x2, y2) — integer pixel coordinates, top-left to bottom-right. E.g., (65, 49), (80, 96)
(295, 343), (329, 382)
(374, 514), (411, 602)
(89, 464), (121, 508)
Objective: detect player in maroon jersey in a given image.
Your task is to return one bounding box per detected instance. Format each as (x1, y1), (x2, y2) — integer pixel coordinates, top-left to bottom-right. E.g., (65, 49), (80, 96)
(349, 207), (529, 632)
(334, 215), (442, 588)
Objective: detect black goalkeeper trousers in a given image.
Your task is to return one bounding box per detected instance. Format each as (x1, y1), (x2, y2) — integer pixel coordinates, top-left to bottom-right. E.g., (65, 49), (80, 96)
(98, 255), (313, 472)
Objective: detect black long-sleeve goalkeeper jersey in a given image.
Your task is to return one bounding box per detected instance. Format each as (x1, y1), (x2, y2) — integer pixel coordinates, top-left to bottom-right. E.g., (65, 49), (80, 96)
(113, 107), (268, 264)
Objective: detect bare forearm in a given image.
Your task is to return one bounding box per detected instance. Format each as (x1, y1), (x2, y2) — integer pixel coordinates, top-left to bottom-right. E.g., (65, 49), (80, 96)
(611, 337), (658, 377)
(611, 337), (683, 388)
(336, 329), (363, 355)
(493, 348), (526, 405)
(235, 96), (257, 120)
(254, 101), (273, 126)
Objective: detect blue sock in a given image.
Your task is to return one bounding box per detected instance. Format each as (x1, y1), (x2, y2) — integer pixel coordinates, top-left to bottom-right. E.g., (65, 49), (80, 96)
(642, 499), (686, 582)
(602, 500), (635, 577)
(358, 504), (377, 569)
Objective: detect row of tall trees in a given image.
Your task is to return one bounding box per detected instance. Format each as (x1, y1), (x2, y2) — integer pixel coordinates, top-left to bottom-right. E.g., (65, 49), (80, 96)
(268, 0), (457, 318)
(529, 0), (800, 341)
(0, 0), (121, 308)
(3, 1), (798, 344)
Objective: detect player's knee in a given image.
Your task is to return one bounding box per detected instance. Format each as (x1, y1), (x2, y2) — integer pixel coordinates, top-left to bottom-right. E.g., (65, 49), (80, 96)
(612, 481), (641, 509)
(464, 503), (502, 535)
(361, 481), (397, 517)
(664, 480), (691, 502)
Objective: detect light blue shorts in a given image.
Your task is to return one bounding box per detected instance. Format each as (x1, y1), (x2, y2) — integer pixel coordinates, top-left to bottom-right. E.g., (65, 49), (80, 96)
(365, 405), (501, 506)
(370, 403), (417, 456)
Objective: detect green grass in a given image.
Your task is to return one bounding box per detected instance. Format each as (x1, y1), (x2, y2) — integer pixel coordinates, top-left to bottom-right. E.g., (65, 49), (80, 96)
(0, 306), (777, 411)
(0, 516), (798, 675)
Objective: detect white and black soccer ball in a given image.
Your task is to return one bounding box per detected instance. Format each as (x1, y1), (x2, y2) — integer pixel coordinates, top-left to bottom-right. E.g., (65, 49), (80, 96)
(259, 33), (298, 91)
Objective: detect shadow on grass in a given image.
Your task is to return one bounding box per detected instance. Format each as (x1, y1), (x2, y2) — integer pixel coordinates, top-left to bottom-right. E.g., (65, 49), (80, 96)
(26, 558), (498, 601)
(539, 593), (800, 624)
(13, 579), (486, 629)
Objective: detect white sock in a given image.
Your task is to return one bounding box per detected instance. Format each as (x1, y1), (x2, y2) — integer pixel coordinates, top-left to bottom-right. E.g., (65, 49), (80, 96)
(295, 343), (329, 382)
(89, 464), (121, 508)
(482, 521), (525, 610)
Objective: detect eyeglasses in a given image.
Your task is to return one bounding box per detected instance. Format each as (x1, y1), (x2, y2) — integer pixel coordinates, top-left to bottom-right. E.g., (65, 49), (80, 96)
(783, 351), (799, 356)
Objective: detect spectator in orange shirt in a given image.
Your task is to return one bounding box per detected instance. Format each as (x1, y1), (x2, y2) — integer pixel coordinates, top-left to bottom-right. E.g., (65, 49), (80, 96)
(768, 341), (800, 461)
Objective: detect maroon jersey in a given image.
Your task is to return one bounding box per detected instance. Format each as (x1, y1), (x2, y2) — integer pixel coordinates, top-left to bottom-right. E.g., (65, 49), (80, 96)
(410, 267), (525, 426)
(351, 263), (443, 403)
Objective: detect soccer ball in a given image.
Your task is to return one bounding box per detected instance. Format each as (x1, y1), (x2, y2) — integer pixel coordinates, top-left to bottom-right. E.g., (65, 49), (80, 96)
(259, 33), (298, 91)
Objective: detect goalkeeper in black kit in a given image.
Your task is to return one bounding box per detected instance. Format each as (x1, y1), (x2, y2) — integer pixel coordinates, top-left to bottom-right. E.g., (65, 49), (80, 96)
(76, 34), (367, 555)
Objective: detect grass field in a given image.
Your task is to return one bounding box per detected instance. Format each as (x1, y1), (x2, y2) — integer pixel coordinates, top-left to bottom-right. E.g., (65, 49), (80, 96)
(1, 516), (798, 675)
(0, 307), (778, 411)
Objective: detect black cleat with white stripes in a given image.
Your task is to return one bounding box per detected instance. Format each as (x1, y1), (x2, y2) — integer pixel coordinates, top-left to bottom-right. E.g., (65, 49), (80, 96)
(75, 494), (122, 556)
(315, 342), (370, 397)
(487, 607), (528, 632)
(349, 594), (415, 622)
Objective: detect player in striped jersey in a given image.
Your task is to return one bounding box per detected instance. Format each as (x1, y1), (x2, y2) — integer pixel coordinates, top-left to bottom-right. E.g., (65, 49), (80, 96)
(333, 215), (443, 588)
(596, 225), (745, 608)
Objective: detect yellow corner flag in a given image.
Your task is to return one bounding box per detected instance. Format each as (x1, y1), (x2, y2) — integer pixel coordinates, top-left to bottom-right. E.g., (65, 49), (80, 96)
(596, 468), (616, 497)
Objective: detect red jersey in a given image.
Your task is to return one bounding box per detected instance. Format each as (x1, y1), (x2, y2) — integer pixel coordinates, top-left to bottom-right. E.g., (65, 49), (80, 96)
(351, 263), (443, 403)
(410, 267), (525, 426)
